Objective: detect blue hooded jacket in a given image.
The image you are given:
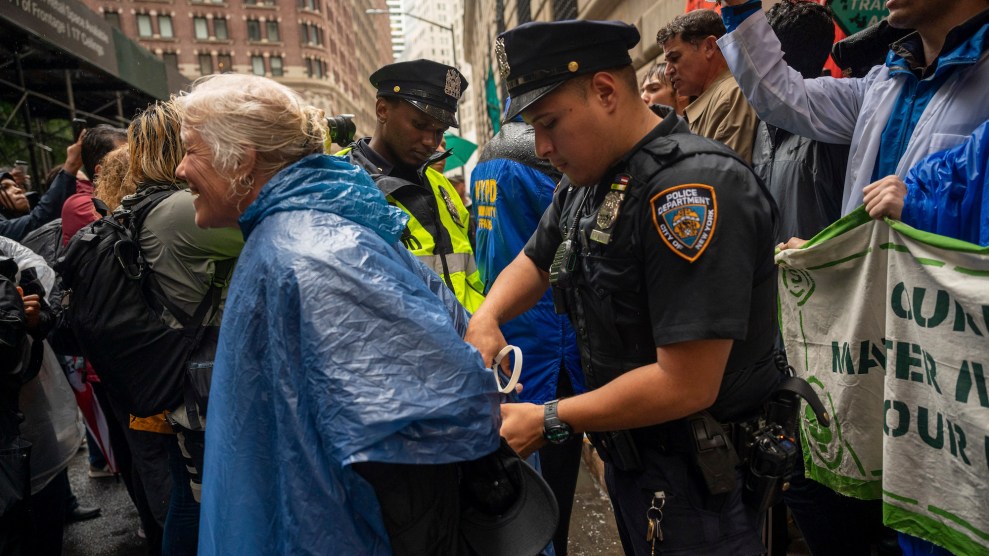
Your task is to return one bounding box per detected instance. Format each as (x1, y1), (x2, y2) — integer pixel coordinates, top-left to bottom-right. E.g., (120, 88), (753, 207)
(471, 121), (584, 404)
(199, 154), (500, 555)
(902, 119), (989, 246)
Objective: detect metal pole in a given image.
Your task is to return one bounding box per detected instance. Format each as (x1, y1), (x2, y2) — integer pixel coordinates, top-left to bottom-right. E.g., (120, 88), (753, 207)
(14, 54), (41, 192)
(65, 69), (77, 120)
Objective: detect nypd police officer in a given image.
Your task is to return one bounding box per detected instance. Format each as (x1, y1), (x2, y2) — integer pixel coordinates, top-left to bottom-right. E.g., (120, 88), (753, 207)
(465, 20), (780, 555)
(339, 59), (486, 312)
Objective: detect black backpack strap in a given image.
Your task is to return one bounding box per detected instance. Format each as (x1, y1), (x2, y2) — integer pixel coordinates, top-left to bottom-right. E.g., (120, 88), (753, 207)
(92, 198), (110, 217)
(178, 258), (237, 428)
(128, 189), (178, 233)
(123, 189), (191, 324)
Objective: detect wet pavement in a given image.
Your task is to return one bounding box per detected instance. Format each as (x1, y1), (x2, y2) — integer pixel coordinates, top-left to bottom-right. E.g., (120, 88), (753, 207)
(567, 453), (624, 555)
(64, 447), (147, 556)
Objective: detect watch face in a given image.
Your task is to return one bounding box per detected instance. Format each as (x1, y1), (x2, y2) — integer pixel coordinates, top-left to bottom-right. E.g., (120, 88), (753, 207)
(545, 425), (572, 444)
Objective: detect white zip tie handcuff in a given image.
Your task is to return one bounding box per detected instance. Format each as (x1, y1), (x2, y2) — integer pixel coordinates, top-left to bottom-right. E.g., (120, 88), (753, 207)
(492, 344), (523, 395)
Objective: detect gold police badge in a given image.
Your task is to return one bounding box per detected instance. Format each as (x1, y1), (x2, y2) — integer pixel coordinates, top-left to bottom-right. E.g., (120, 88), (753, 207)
(495, 37), (511, 79)
(444, 69), (462, 99)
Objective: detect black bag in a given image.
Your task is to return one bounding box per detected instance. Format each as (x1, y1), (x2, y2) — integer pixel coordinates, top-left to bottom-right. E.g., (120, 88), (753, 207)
(55, 190), (223, 417)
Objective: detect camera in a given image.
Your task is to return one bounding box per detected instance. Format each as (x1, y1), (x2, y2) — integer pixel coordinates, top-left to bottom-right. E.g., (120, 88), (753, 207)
(736, 373), (830, 513)
(548, 239), (577, 288)
(326, 114), (356, 146)
(549, 239), (578, 314)
(71, 118), (88, 141)
(737, 419), (799, 512)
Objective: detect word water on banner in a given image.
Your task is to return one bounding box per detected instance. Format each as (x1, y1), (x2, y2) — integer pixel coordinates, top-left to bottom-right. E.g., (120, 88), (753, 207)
(776, 208), (989, 555)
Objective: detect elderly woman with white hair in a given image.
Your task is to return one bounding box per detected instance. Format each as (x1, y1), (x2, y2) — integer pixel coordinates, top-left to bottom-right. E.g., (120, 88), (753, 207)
(173, 73), (502, 555)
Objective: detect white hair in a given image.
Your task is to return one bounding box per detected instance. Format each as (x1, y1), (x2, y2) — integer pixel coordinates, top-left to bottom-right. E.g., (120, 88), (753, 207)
(173, 73), (327, 199)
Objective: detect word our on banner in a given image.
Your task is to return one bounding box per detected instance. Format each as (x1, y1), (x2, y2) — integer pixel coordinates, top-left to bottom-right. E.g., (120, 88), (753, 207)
(776, 208), (989, 556)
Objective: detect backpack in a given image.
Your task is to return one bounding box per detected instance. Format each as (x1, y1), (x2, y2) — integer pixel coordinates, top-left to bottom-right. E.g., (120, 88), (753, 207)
(19, 218), (65, 267)
(55, 189), (225, 418)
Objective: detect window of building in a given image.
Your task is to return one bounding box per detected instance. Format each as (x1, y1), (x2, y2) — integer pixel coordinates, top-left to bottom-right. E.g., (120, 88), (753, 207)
(269, 56), (283, 76)
(245, 0), (256, 4)
(158, 15), (174, 38)
(162, 52), (178, 69)
(104, 11), (121, 29)
(306, 58), (324, 79)
(214, 18), (228, 40)
(198, 53), (214, 75)
(300, 0), (319, 11)
(251, 55), (265, 76)
(247, 19), (261, 41)
(137, 14), (153, 38)
(194, 17), (209, 40)
(266, 21), (279, 42)
(308, 25), (320, 46)
(217, 53), (233, 72)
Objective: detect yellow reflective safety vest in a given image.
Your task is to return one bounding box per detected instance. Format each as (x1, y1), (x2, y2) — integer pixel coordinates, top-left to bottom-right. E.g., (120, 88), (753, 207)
(339, 143), (485, 312)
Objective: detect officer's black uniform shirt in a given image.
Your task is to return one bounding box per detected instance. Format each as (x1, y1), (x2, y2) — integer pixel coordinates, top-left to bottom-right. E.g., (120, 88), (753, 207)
(524, 111), (779, 420)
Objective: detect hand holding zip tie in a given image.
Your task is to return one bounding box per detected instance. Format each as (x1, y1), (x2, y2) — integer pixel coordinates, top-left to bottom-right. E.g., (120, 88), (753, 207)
(492, 344), (523, 397)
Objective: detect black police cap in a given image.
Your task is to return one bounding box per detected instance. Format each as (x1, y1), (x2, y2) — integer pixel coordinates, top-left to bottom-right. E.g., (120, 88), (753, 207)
(370, 59), (468, 128)
(497, 20), (640, 121)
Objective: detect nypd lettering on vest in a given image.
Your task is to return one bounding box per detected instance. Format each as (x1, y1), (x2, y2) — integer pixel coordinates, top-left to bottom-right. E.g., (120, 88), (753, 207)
(650, 184), (717, 262)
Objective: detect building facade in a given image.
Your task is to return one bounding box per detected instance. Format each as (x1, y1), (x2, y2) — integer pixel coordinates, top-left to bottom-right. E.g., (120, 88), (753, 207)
(385, 0), (406, 60)
(80, 0), (394, 136)
(463, 0), (688, 148)
(395, 0), (477, 175)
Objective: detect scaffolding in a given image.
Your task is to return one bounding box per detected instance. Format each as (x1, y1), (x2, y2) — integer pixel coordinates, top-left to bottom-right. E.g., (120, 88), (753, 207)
(0, 1), (188, 188)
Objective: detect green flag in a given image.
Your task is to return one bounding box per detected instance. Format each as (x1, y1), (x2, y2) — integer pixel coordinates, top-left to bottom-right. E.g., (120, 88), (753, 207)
(485, 64), (501, 135)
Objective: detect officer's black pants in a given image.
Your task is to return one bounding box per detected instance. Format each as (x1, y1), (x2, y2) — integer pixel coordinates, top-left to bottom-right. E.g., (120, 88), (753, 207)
(604, 450), (765, 556)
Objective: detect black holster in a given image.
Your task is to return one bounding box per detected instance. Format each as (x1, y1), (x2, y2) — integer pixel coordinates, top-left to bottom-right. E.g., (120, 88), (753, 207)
(682, 411), (739, 495)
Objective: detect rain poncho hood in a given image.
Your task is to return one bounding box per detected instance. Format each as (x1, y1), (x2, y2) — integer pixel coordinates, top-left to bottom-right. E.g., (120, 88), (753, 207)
(200, 154), (500, 555)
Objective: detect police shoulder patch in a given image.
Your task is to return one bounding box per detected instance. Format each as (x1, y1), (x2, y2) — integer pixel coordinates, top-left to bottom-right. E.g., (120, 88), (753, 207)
(650, 183), (717, 263)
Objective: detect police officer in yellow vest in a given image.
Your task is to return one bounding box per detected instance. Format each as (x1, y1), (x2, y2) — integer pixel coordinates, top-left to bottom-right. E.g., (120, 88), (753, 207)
(339, 59), (485, 312)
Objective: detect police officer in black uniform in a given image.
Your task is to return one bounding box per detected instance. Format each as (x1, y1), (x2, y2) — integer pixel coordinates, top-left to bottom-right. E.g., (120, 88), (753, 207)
(339, 60), (486, 312)
(465, 20), (780, 555)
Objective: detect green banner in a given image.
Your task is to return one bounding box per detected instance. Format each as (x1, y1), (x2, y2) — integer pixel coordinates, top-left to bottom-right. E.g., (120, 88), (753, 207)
(829, 0), (889, 35)
(777, 208), (989, 555)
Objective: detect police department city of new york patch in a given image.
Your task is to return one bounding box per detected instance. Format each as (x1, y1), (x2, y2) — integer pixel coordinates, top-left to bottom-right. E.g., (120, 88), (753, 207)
(650, 184), (717, 263)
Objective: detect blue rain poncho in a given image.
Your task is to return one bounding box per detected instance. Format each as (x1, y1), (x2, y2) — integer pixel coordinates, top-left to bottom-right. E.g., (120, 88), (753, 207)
(901, 118), (989, 246)
(199, 154), (501, 556)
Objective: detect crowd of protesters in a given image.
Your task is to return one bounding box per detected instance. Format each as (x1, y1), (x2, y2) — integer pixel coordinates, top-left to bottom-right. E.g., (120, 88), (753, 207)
(0, 1), (987, 555)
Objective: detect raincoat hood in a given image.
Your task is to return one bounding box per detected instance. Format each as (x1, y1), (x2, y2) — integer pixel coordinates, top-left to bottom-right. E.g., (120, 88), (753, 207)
(239, 153), (408, 243)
